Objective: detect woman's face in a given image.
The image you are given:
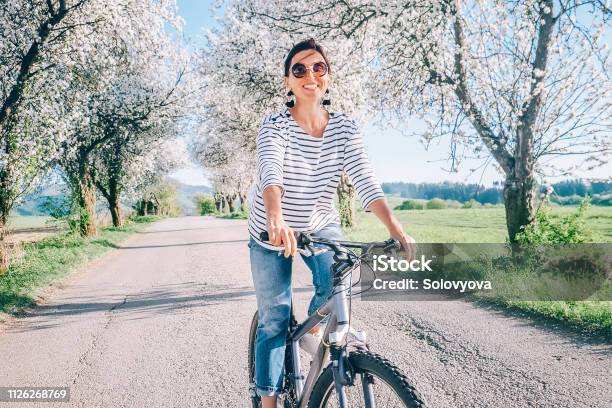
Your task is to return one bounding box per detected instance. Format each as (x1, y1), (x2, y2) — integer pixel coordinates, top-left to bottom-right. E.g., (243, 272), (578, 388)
(284, 49), (330, 105)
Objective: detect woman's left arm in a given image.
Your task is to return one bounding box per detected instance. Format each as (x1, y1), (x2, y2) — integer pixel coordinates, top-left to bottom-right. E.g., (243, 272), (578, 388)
(367, 198), (416, 261)
(341, 118), (416, 259)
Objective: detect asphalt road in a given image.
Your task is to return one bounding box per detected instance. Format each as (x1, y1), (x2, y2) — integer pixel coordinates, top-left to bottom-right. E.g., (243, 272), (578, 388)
(0, 217), (609, 407)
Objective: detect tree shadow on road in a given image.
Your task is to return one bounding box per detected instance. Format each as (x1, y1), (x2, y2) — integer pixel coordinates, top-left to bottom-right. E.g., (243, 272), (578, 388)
(3, 284), (314, 333)
(136, 224), (248, 235)
(119, 239), (249, 249)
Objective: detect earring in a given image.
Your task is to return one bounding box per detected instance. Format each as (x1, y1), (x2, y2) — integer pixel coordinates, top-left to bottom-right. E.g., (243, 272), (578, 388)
(285, 90), (295, 108)
(322, 89), (331, 106)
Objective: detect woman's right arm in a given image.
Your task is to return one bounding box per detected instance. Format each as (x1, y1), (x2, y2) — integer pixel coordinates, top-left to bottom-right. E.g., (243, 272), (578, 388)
(257, 116), (296, 257)
(262, 186), (296, 257)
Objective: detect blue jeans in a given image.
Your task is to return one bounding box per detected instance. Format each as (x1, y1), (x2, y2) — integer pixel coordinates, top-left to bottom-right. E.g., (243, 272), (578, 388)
(249, 223), (343, 397)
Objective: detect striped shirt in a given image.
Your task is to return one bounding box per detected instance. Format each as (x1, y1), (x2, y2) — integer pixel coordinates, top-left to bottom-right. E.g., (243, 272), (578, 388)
(248, 107), (385, 249)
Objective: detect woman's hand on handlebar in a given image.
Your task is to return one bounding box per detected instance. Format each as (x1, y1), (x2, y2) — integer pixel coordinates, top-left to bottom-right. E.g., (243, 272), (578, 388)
(266, 216), (297, 258)
(388, 222), (416, 262)
(368, 198), (416, 261)
(366, 199), (416, 261)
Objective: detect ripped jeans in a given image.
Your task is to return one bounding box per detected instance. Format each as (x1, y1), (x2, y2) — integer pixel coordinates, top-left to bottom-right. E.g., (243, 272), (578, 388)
(249, 223), (343, 397)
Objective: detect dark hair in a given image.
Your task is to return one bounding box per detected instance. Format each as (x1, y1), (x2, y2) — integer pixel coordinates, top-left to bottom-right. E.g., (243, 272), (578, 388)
(283, 38), (331, 77)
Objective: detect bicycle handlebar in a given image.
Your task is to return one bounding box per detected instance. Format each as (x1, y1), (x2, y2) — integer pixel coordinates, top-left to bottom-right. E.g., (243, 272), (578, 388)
(258, 231), (402, 256)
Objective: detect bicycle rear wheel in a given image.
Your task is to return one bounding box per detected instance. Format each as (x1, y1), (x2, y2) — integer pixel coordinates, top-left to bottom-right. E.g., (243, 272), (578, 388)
(308, 351), (426, 408)
(248, 311), (261, 408)
(248, 310), (297, 408)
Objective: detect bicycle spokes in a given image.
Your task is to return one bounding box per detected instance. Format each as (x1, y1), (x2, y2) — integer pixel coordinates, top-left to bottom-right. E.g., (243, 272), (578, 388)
(324, 372), (407, 407)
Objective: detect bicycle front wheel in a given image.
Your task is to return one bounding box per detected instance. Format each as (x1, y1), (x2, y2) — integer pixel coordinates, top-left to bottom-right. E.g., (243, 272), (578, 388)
(308, 351), (426, 408)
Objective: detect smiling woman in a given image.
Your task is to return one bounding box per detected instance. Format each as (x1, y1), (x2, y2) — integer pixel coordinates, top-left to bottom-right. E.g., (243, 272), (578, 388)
(282, 40), (332, 129)
(246, 38), (417, 408)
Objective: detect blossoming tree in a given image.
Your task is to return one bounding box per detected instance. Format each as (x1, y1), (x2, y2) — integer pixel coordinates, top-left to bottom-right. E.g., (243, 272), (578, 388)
(0, 0), (100, 269)
(57, 0), (190, 235)
(0, 0), (191, 270)
(192, 4), (374, 224)
(240, 0), (611, 241)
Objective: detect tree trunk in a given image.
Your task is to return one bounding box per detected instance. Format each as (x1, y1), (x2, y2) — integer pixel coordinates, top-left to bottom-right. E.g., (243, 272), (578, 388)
(0, 3), (74, 259)
(226, 193), (237, 213)
(502, 1), (552, 243)
(96, 175), (123, 228)
(449, 6), (550, 243)
(0, 217), (8, 274)
(0, 157), (12, 273)
(503, 172), (537, 243)
(110, 201), (122, 227)
(108, 176), (122, 227)
(0, 130), (18, 273)
(221, 195), (228, 213)
(239, 191), (247, 211)
(337, 172), (355, 228)
(77, 165), (97, 237)
(146, 195), (158, 215)
(214, 193), (222, 212)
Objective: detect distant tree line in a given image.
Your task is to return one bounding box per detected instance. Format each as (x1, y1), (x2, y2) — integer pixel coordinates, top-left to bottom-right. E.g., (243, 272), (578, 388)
(549, 179), (612, 196)
(382, 179), (611, 205)
(382, 181), (505, 204)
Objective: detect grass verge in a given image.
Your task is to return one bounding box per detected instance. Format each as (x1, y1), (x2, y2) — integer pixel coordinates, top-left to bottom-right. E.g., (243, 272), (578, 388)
(216, 211), (248, 220)
(461, 261), (612, 340)
(0, 215), (159, 315)
(346, 206), (612, 341)
(472, 298), (612, 341)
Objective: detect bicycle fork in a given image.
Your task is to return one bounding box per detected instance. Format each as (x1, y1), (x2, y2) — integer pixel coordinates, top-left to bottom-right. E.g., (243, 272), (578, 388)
(328, 270), (376, 408)
(330, 345), (376, 408)
(331, 346), (351, 407)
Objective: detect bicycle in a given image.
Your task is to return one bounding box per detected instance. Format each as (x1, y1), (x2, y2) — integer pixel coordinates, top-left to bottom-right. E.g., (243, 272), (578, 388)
(248, 231), (426, 408)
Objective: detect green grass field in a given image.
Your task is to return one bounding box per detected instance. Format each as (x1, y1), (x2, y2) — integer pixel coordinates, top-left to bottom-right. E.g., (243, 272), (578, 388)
(7, 216), (55, 230)
(346, 202), (612, 243)
(345, 203), (612, 340)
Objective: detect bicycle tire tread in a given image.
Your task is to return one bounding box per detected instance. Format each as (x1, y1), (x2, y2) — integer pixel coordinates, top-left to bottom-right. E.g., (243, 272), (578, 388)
(248, 311), (261, 408)
(308, 350), (426, 408)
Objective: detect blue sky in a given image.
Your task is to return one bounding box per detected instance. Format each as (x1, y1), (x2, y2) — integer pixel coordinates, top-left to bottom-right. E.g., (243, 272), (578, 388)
(170, 0), (610, 187)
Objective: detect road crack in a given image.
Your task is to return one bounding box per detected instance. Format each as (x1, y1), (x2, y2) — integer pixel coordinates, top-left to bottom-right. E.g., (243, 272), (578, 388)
(70, 295), (129, 387)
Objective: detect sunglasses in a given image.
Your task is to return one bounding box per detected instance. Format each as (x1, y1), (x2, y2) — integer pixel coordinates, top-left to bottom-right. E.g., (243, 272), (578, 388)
(291, 61), (328, 78)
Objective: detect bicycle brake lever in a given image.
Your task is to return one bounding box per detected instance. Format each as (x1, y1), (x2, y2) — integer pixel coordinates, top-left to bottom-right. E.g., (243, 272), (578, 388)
(305, 243), (326, 257)
(296, 248), (310, 256)
(296, 244), (317, 257)
(385, 239), (402, 259)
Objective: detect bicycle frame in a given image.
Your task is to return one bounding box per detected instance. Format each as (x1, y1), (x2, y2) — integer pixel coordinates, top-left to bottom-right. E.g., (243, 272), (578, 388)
(286, 262), (369, 408)
(251, 232), (399, 408)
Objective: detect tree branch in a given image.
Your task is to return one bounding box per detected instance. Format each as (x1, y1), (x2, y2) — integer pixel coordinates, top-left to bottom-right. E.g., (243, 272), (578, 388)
(451, 3), (514, 174)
